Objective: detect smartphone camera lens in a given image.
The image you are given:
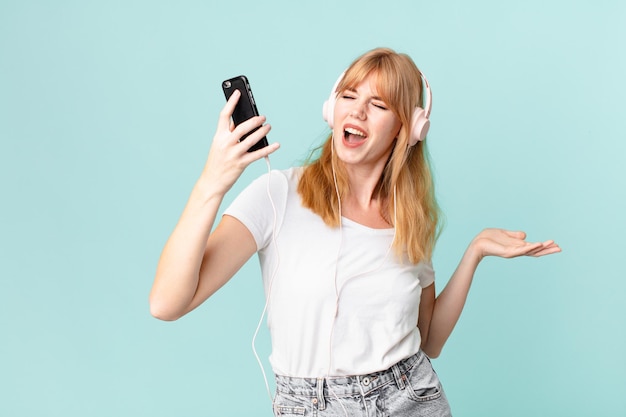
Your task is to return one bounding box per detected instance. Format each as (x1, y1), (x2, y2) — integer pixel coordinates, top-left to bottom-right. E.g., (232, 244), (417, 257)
(223, 81), (231, 89)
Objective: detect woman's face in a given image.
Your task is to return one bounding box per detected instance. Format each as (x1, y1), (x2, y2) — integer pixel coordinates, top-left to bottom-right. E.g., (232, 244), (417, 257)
(332, 73), (402, 172)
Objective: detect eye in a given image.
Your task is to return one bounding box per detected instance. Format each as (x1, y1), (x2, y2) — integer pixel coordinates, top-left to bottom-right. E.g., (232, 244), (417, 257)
(341, 94), (356, 100)
(372, 102), (388, 110)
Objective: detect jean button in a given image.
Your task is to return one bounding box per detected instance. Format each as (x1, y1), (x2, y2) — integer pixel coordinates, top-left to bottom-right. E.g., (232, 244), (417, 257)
(362, 377), (371, 386)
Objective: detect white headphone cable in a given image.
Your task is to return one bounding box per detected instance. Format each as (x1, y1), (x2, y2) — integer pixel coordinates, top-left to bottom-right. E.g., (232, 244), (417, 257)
(251, 155), (281, 404)
(325, 139), (398, 415)
(326, 136), (350, 417)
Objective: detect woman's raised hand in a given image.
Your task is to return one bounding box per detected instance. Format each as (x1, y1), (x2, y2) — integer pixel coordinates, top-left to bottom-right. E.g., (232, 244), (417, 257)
(201, 90), (280, 196)
(470, 228), (561, 261)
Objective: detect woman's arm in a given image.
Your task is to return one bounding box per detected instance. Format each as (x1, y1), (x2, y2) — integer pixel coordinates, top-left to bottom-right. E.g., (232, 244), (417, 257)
(149, 90), (279, 321)
(420, 228), (560, 358)
(418, 283), (435, 347)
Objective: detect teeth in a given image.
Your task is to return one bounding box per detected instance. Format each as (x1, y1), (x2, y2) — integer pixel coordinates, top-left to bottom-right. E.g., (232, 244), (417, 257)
(345, 127), (366, 137)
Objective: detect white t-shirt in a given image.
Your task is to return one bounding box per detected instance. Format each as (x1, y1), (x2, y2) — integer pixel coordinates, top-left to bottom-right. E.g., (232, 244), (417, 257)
(224, 167), (435, 378)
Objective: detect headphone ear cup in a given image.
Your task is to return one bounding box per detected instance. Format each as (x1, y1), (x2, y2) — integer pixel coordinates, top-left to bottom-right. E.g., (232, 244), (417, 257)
(410, 107), (430, 146)
(323, 98), (334, 128)
(323, 72), (345, 129)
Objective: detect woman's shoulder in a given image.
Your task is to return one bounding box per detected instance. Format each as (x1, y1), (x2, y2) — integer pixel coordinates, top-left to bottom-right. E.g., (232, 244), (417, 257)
(249, 166), (304, 196)
(277, 166), (304, 180)
(266, 166), (304, 189)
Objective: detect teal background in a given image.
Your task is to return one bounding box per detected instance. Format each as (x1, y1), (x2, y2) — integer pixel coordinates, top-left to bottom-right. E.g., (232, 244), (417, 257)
(1, 0), (624, 416)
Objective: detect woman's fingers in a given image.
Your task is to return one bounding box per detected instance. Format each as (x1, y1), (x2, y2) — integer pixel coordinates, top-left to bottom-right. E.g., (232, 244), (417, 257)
(213, 114), (268, 156)
(528, 241), (562, 257)
(507, 241), (543, 258)
(217, 90), (241, 131)
(232, 116), (268, 144)
(236, 127), (280, 165)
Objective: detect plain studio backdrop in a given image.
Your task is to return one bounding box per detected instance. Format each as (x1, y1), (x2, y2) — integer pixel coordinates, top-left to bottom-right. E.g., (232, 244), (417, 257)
(1, 1), (624, 416)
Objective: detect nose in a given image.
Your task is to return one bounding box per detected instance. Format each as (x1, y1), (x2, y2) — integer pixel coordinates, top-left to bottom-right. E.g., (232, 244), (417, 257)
(349, 99), (367, 119)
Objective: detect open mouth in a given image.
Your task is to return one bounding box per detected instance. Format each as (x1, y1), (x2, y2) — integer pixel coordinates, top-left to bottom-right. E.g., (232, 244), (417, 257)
(343, 126), (367, 145)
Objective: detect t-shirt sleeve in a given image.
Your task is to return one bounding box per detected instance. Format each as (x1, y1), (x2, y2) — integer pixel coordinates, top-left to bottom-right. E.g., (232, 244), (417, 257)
(416, 260), (435, 288)
(223, 170), (288, 251)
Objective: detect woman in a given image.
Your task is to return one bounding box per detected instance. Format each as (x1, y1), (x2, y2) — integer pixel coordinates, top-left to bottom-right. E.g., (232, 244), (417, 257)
(150, 48), (560, 416)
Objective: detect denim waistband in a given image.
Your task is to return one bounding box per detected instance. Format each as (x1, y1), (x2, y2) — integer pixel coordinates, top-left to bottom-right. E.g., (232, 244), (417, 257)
(274, 350), (424, 400)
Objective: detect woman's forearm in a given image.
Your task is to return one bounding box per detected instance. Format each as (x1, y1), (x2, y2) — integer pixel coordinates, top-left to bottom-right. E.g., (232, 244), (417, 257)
(422, 243), (482, 358)
(149, 179), (225, 321)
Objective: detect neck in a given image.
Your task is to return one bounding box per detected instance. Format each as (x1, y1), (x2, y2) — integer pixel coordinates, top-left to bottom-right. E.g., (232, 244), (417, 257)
(343, 158), (387, 204)
(341, 166), (392, 228)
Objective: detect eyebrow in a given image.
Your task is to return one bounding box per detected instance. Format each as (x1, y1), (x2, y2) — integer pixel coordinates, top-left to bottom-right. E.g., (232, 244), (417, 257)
(345, 87), (385, 102)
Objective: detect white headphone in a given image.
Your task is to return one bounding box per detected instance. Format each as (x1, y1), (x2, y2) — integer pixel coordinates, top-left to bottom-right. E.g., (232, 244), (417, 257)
(322, 71), (432, 146)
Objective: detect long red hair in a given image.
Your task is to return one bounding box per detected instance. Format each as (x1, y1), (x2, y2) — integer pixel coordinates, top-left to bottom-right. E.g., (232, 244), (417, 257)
(298, 48), (441, 264)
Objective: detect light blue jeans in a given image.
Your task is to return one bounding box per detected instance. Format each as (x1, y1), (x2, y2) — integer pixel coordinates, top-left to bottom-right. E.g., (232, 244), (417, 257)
(273, 351), (452, 416)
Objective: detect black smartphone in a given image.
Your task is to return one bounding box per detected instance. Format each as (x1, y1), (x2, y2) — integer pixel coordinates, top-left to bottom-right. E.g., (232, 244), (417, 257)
(222, 75), (269, 152)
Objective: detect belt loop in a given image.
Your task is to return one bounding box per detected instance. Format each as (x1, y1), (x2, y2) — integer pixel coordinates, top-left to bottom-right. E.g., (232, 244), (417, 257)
(316, 378), (326, 410)
(391, 364), (406, 390)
